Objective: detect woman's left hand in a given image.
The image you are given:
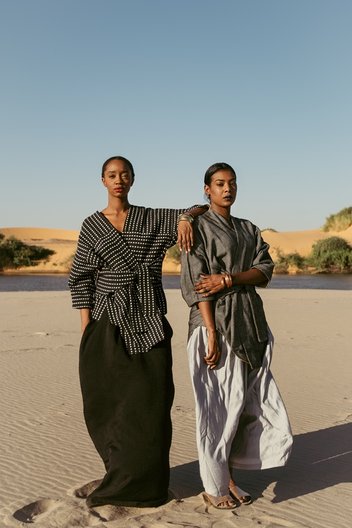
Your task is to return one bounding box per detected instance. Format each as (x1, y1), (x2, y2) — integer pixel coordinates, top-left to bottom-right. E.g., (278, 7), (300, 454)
(194, 273), (225, 296)
(177, 220), (194, 252)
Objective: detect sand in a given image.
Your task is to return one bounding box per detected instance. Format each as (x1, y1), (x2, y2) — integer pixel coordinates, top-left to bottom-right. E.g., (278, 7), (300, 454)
(0, 288), (351, 528)
(262, 226), (352, 259)
(1, 225), (352, 274)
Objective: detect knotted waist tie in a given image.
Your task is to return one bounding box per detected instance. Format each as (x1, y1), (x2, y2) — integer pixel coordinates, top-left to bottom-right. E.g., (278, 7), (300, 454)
(95, 265), (165, 354)
(215, 285), (269, 369)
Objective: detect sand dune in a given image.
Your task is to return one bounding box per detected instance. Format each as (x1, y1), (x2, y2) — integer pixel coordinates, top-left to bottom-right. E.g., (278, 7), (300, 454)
(0, 289), (351, 527)
(262, 227), (352, 258)
(1, 225), (352, 274)
(0, 227), (79, 273)
(0, 227), (79, 241)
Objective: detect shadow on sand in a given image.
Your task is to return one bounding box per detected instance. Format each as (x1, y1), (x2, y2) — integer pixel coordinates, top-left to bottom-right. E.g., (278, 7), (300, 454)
(170, 422), (352, 502)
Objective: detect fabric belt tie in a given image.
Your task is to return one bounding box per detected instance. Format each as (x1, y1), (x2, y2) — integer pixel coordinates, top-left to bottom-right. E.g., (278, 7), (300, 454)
(95, 265), (164, 354)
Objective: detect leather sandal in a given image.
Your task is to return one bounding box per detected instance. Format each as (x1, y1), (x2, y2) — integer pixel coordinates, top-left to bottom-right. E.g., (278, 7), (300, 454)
(229, 485), (252, 505)
(202, 492), (237, 510)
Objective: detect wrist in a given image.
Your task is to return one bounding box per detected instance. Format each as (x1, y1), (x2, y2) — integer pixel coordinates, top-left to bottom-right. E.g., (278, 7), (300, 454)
(224, 272), (233, 288)
(178, 213), (194, 224)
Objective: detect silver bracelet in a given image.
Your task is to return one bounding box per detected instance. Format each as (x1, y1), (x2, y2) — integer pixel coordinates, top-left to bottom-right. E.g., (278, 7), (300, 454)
(178, 213), (194, 224)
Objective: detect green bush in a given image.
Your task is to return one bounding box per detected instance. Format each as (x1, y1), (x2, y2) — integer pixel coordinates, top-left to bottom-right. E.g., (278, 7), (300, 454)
(274, 249), (306, 273)
(166, 244), (181, 262)
(0, 235), (55, 270)
(322, 206), (352, 232)
(309, 236), (352, 271)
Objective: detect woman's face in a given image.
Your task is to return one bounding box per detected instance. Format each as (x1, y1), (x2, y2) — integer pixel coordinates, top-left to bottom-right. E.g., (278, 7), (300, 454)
(205, 169), (237, 209)
(102, 159), (133, 199)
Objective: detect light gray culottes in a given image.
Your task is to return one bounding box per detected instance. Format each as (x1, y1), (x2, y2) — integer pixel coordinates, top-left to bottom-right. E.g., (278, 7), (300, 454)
(187, 326), (293, 496)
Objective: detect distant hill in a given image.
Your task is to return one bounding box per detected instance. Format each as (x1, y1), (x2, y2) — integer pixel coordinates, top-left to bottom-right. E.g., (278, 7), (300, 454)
(1, 224), (352, 274)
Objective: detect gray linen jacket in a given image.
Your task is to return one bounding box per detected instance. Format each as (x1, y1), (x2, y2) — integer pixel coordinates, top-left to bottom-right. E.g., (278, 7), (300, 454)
(181, 209), (274, 369)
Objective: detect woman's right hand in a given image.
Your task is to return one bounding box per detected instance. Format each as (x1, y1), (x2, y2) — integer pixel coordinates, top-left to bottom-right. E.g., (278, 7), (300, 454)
(204, 330), (221, 369)
(195, 273), (226, 296)
(80, 308), (91, 333)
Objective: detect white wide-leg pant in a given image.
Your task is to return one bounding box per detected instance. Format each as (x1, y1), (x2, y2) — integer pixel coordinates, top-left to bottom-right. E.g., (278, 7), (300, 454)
(187, 327), (293, 496)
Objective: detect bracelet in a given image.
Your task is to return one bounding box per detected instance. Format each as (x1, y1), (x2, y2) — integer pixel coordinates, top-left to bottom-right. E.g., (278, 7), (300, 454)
(224, 272), (233, 288)
(220, 277), (226, 290)
(178, 213), (194, 224)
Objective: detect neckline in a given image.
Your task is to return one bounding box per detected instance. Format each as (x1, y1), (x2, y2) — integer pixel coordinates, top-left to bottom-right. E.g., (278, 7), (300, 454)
(208, 207), (234, 227)
(97, 206), (133, 233)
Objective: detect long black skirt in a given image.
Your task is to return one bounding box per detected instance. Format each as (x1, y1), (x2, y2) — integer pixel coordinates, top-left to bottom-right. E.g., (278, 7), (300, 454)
(79, 310), (174, 508)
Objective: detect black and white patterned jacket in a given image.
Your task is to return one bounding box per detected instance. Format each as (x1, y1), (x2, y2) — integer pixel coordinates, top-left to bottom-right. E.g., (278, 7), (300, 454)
(68, 206), (188, 354)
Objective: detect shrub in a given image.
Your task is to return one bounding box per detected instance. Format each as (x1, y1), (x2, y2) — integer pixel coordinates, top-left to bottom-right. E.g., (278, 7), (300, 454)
(166, 244), (181, 263)
(0, 235), (55, 270)
(322, 206), (352, 232)
(273, 249), (306, 273)
(309, 236), (352, 271)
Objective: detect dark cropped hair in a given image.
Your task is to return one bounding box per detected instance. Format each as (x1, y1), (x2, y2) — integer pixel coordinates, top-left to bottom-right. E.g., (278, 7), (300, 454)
(204, 162), (237, 185)
(101, 156), (135, 181)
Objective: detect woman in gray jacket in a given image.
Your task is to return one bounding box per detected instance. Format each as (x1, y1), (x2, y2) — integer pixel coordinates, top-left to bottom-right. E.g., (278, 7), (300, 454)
(181, 162), (292, 510)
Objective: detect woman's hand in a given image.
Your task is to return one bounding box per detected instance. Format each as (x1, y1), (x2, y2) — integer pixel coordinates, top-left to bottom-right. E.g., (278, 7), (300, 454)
(204, 330), (221, 369)
(177, 220), (194, 252)
(195, 273), (226, 296)
(80, 308), (91, 333)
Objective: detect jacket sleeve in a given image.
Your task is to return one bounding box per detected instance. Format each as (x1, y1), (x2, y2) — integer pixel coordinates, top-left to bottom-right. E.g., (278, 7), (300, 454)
(158, 205), (207, 247)
(68, 220), (99, 309)
(251, 226), (274, 286)
(180, 223), (217, 307)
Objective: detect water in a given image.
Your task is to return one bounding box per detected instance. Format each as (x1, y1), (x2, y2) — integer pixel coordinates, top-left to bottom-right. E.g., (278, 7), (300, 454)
(0, 273), (351, 292)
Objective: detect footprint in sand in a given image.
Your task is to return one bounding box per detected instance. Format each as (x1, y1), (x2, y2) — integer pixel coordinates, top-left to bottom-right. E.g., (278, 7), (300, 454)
(12, 498), (102, 527)
(13, 499), (61, 523)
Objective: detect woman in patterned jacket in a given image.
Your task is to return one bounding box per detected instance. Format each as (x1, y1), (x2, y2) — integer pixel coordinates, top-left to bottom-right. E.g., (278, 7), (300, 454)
(68, 156), (205, 508)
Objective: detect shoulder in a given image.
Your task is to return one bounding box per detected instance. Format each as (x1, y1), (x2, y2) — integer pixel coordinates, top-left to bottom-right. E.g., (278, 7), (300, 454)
(78, 211), (109, 241)
(127, 206), (176, 232)
(193, 210), (212, 227)
(80, 211), (102, 230)
(232, 216), (260, 234)
(136, 207), (178, 223)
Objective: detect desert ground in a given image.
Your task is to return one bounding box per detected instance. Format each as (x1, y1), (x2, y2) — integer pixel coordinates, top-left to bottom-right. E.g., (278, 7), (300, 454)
(0, 288), (351, 527)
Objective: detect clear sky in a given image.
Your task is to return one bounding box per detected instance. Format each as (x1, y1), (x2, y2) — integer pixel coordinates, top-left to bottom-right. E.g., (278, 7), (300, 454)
(1, 0), (351, 232)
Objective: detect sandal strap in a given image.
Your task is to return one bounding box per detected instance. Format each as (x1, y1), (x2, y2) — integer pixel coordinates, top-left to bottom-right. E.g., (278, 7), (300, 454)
(203, 493), (235, 508)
